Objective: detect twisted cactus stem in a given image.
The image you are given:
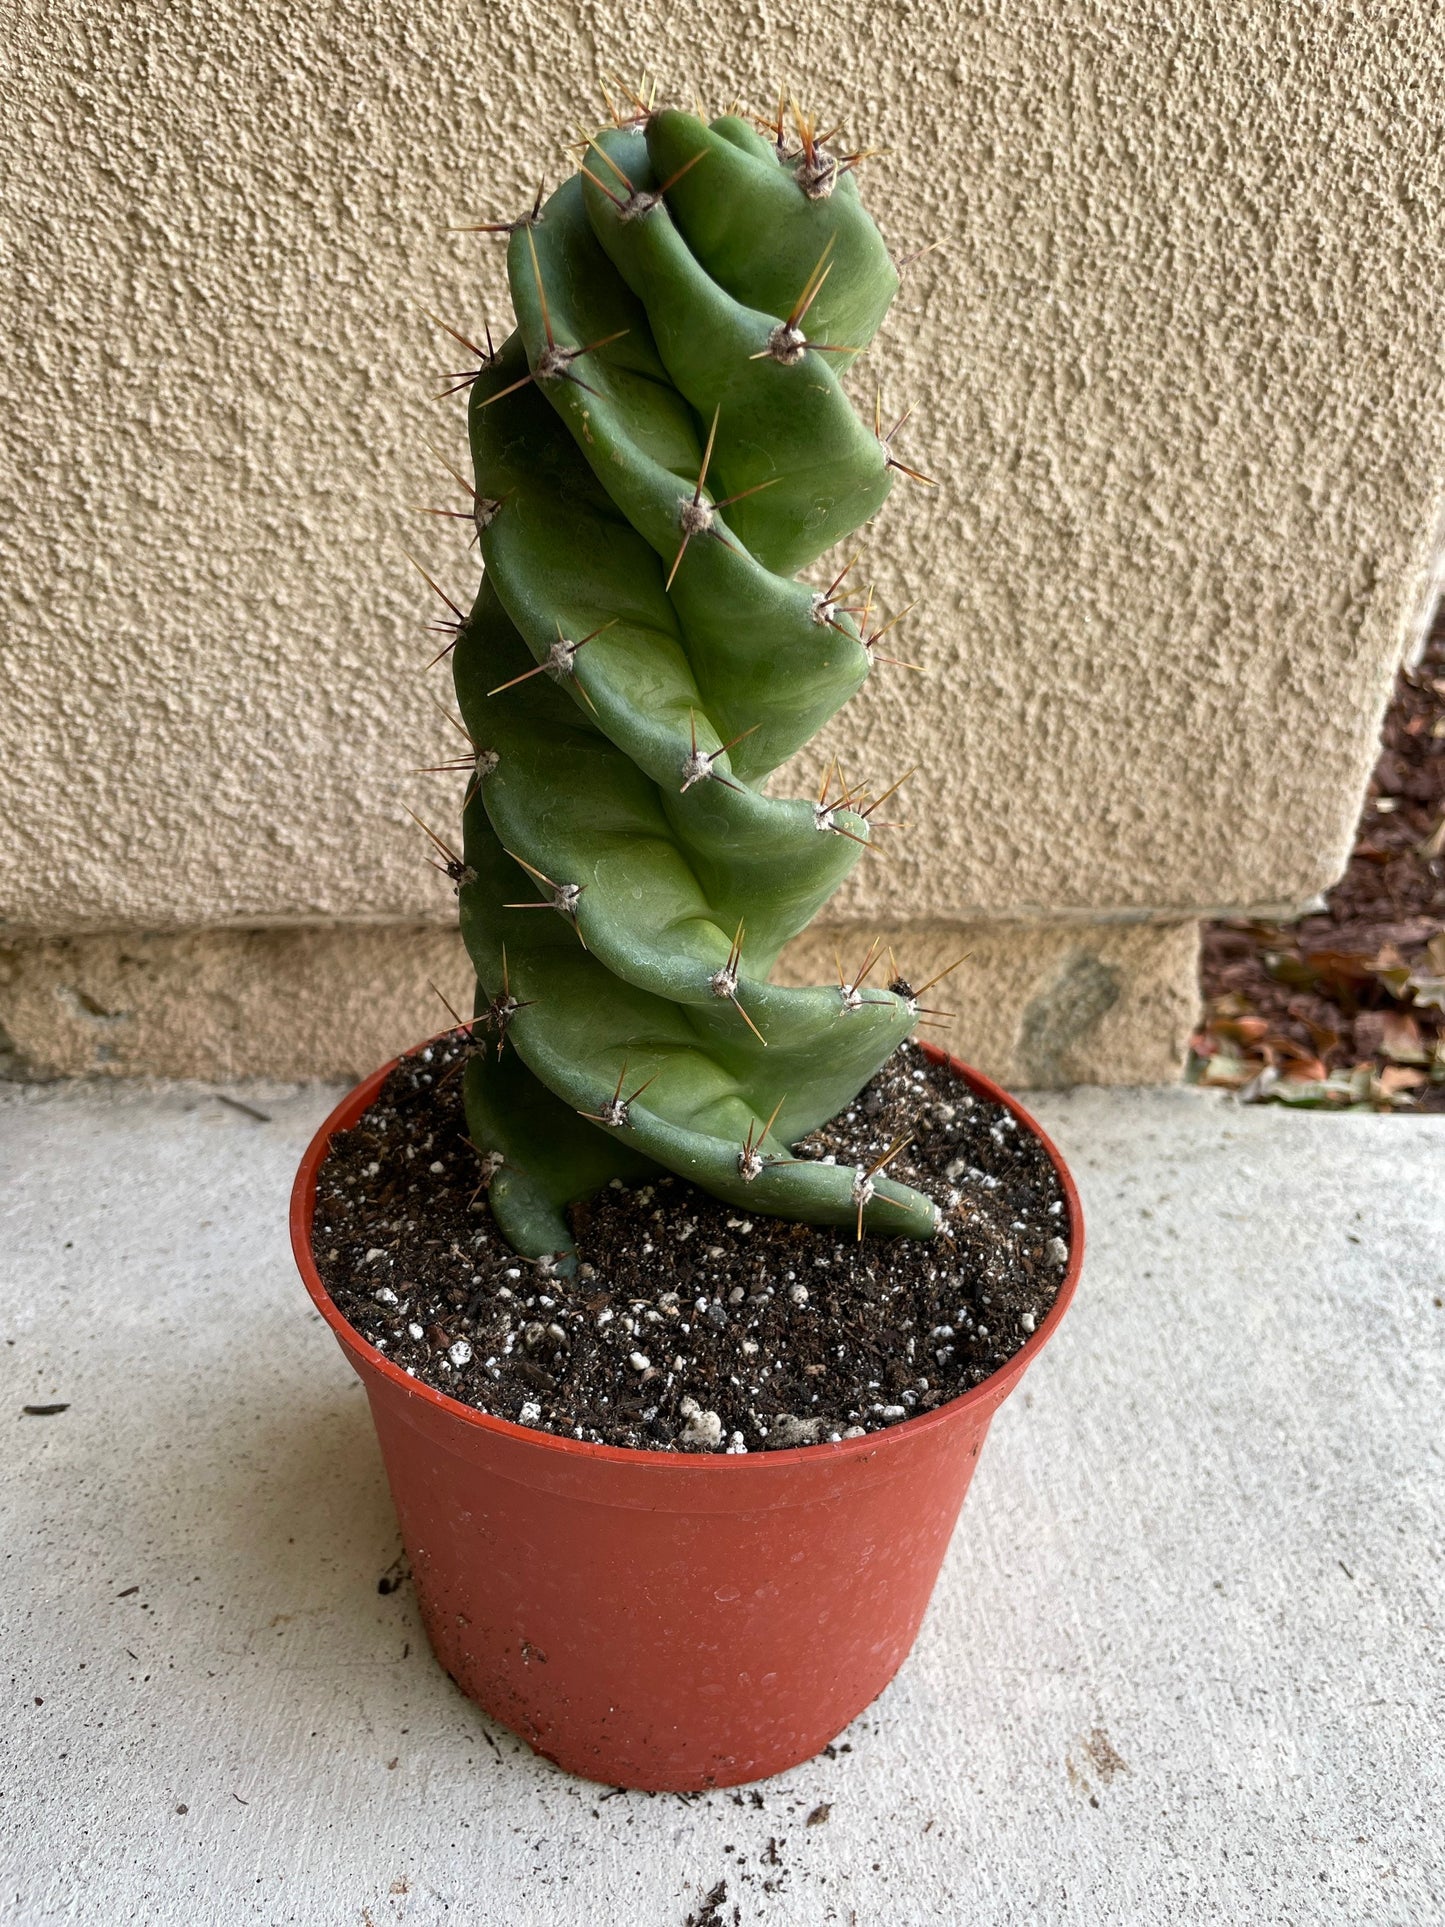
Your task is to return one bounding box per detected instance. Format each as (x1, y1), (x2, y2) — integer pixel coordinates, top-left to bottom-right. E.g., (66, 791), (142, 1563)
(443, 103), (943, 1266)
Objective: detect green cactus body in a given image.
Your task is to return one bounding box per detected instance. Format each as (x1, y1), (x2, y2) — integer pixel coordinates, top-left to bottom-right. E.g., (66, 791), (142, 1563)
(450, 109), (939, 1266)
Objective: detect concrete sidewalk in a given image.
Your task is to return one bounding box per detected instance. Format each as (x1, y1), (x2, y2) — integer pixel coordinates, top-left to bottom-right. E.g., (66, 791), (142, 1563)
(2, 1079), (1441, 1926)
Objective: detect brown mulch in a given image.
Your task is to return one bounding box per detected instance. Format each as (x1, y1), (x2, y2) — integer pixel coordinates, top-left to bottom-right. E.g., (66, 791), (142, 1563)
(1192, 616), (1445, 1111)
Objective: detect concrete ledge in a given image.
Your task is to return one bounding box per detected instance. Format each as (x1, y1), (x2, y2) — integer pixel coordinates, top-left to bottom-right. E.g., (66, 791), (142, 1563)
(0, 925), (475, 1085)
(2, 1080), (1440, 1922)
(0, 919), (1199, 1087)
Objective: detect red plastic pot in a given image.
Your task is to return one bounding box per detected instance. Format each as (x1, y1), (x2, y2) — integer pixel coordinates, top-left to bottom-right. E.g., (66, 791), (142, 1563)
(291, 1040), (1082, 1791)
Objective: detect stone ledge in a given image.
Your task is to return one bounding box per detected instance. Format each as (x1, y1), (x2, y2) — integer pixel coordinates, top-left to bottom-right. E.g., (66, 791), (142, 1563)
(0, 920), (1199, 1086)
(778, 921), (1199, 1089)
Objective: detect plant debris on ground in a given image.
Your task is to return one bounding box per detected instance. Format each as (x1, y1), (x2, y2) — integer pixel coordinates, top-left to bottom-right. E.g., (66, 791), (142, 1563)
(312, 1039), (1069, 1452)
(1192, 617), (1445, 1111)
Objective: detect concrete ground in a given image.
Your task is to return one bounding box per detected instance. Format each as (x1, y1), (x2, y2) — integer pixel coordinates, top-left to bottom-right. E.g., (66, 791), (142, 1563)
(1, 1079), (1441, 1927)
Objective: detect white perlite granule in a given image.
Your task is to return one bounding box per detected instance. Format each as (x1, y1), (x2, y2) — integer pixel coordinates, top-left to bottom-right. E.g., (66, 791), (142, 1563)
(769, 1414), (824, 1447)
(677, 1398), (724, 1450)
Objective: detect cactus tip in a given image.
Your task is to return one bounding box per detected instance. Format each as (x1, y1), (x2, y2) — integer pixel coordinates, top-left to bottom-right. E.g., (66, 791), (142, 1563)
(679, 712), (758, 793)
(737, 1093), (787, 1181)
(404, 806), (476, 892)
(852, 1132), (912, 1238)
(876, 397), (937, 487)
(504, 855), (584, 920)
(452, 183), (546, 238)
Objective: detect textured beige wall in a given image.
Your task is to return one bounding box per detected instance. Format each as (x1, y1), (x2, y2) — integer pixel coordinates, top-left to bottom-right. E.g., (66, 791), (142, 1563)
(2, 3), (1443, 1076)
(0, 919), (1198, 1090)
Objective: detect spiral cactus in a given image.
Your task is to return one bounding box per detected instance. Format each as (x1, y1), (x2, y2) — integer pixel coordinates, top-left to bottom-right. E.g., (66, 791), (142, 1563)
(443, 101), (942, 1267)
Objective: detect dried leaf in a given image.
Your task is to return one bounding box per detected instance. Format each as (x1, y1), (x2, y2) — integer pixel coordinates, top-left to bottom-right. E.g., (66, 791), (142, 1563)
(1263, 953), (1323, 990)
(1237, 1064), (1280, 1103)
(1217, 1015), (1270, 1046)
(1304, 1018), (1342, 1054)
(1353, 1012), (1388, 1058)
(1211, 991), (1257, 1020)
(1308, 949), (1380, 980)
(1260, 1034), (1327, 1079)
(1380, 1011), (1428, 1064)
(1198, 1051), (1252, 1090)
(1373, 966), (1415, 1000)
(1377, 1064), (1428, 1094)
(1278, 1056), (1328, 1083)
(1267, 1074), (1353, 1109)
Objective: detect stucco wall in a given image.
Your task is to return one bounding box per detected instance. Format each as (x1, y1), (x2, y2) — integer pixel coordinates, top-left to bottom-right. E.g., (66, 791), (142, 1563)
(3, 3), (1443, 1059)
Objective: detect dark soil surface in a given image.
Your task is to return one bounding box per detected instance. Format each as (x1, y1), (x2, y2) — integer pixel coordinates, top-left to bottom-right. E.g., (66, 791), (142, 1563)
(312, 1039), (1069, 1452)
(1194, 618), (1445, 1110)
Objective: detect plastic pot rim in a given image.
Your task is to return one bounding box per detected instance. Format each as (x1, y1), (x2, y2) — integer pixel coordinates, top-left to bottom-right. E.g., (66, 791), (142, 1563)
(291, 1034), (1084, 1473)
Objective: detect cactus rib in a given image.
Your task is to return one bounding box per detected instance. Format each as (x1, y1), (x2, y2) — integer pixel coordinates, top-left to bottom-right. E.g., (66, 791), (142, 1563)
(449, 106), (939, 1263)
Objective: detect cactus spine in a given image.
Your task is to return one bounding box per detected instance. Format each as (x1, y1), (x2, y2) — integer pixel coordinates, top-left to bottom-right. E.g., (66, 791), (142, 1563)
(447, 102), (941, 1266)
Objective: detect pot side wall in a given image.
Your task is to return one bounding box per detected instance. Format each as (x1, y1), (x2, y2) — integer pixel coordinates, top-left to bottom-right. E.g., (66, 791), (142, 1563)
(292, 1041), (1082, 1790)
